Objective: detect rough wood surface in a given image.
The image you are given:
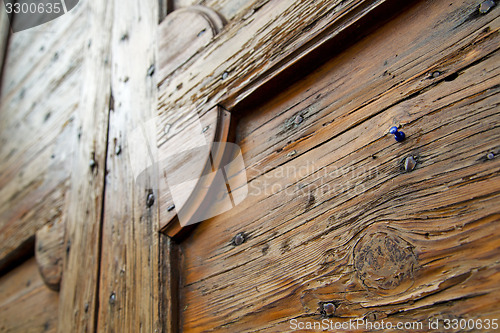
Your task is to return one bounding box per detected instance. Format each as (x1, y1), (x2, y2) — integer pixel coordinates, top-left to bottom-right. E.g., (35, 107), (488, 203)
(57, 1), (114, 332)
(96, 0), (161, 332)
(157, 0), (407, 236)
(171, 0), (257, 22)
(158, 6), (225, 82)
(177, 0), (500, 331)
(35, 218), (65, 291)
(0, 5), (82, 273)
(0, 5), (10, 77)
(0, 257), (59, 333)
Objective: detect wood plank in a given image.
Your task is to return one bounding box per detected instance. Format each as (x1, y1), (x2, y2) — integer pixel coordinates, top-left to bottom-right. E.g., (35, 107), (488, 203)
(0, 257), (59, 333)
(57, 1), (114, 331)
(178, 0), (500, 330)
(0, 3), (10, 77)
(96, 0), (161, 331)
(0, 5), (85, 272)
(157, 0), (405, 146)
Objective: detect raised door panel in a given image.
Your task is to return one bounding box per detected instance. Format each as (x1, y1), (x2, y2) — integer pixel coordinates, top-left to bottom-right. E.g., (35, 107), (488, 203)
(175, 0), (500, 331)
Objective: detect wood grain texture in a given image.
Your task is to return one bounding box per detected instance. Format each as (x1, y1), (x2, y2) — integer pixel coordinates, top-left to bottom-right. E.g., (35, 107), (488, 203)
(0, 258), (59, 333)
(157, 0), (395, 137)
(0, 2), (83, 272)
(35, 218), (65, 291)
(178, 0), (500, 331)
(96, 0), (161, 332)
(172, 0), (257, 22)
(0, 5), (10, 77)
(157, 0), (408, 236)
(57, 1), (114, 332)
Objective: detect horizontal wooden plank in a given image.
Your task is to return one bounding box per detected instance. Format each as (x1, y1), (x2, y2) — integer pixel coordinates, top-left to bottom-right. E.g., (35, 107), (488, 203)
(178, 0), (500, 330)
(0, 257), (59, 333)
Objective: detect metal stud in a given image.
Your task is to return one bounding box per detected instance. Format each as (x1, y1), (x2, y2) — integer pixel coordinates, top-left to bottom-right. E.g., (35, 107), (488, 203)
(323, 303), (336, 317)
(232, 232), (246, 246)
(146, 193), (155, 207)
(294, 115), (303, 125)
(404, 155), (417, 172)
(479, 0), (496, 14)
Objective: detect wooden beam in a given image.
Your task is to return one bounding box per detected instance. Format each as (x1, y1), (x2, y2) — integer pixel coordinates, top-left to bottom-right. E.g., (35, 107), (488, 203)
(96, 0), (162, 331)
(57, 1), (114, 331)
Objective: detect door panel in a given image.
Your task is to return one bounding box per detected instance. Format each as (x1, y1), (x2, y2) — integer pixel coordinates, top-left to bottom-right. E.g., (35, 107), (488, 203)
(177, 0), (500, 331)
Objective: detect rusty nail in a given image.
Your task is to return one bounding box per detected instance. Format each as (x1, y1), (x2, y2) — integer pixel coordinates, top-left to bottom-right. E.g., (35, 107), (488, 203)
(404, 155), (417, 172)
(323, 303), (336, 317)
(479, 0), (496, 13)
(232, 232), (245, 246)
(222, 71), (229, 80)
(487, 152), (495, 160)
(147, 64), (155, 76)
(146, 193), (155, 207)
(167, 204), (175, 212)
(109, 292), (116, 305)
(294, 115), (303, 125)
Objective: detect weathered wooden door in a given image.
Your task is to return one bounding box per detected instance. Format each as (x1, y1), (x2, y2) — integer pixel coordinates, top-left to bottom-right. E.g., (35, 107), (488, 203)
(157, 0), (500, 331)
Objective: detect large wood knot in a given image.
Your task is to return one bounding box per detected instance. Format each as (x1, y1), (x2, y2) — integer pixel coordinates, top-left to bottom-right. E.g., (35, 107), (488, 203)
(354, 232), (417, 295)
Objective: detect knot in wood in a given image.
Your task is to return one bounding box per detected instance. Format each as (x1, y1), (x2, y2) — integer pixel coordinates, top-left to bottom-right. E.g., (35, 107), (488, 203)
(354, 232), (417, 294)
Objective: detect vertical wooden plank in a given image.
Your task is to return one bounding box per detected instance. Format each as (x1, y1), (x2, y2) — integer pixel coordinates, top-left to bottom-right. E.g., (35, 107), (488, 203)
(57, 1), (114, 332)
(97, 0), (161, 332)
(159, 234), (180, 333)
(0, 4), (10, 77)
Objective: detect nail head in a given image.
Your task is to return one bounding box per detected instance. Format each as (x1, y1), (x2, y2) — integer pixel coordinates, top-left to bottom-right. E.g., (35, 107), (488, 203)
(404, 155), (417, 172)
(167, 204), (175, 212)
(294, 115), (303, 125)
(323, 303), (336, 317)
(487, 152), (495, 160)
(479, 0), (496, 13)
(232, 232), (245, 246)
(146, 193), (155, 207)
